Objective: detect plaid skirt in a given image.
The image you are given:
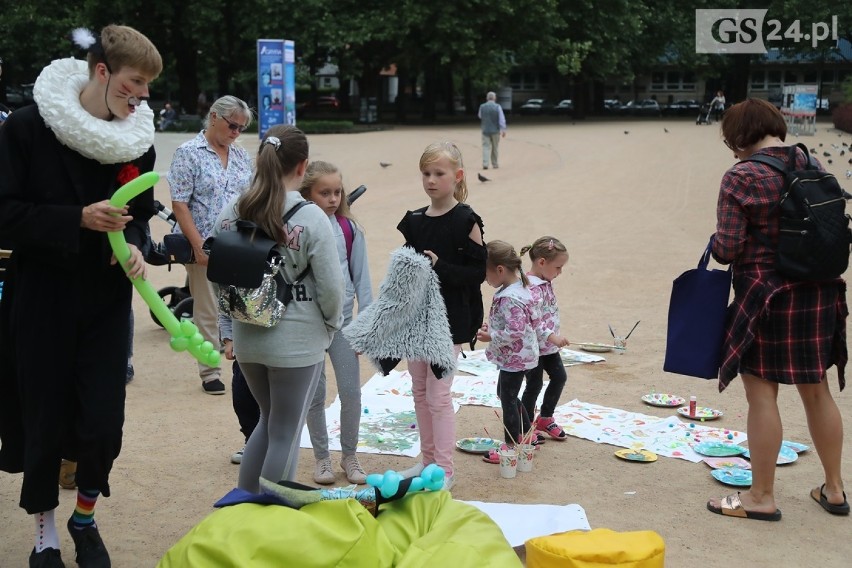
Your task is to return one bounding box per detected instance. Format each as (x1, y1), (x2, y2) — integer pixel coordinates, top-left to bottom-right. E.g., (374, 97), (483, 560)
(718, 265), (848, 392)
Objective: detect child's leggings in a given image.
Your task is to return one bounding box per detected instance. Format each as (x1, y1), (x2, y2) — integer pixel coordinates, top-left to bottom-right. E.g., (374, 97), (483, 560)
(306, 328), (362, 459)
(522, 352), (567, 419)
(237, 362), (323, 493)
(497, 370), (533, 444)
(409, 345), (461, 476)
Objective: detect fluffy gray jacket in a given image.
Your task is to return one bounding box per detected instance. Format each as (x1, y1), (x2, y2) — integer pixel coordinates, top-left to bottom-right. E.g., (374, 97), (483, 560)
(342, 246), (456, 378)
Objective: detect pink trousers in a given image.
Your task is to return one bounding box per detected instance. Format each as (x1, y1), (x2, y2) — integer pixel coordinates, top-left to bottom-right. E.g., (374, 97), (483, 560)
(408, 345), (460, 477)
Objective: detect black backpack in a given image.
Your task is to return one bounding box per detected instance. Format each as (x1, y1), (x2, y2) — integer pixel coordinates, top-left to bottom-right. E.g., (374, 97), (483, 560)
(746, 143), (852, 281)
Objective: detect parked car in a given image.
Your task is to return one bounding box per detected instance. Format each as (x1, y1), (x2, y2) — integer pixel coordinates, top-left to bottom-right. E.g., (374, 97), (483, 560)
(518, 98), (551, 115)
(296, 95), (340, 113)
(551, 99), (574, 115)
(663, 99), (701, 116)
(620, 99), (662, 117)
(602, 99), (621, 113)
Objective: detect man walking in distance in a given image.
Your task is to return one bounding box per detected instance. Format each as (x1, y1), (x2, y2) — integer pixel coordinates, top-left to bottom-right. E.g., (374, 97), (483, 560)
(478, 91), (506, 170)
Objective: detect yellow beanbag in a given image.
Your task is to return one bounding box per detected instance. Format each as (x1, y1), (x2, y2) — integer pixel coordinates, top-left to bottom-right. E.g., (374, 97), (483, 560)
(526, 528), (665, 568)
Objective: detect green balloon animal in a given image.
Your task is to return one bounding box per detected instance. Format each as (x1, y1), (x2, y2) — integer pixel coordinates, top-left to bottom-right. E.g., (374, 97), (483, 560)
(107, 171), (220, 368)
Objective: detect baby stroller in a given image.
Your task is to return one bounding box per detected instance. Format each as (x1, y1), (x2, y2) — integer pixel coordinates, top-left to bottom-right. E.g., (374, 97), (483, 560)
(145, 200), (193, 327)
(696, 103), (713, 125)
(146, 185), (368, 328)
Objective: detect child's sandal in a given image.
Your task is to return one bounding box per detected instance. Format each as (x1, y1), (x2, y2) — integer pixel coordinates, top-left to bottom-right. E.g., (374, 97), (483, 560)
(537, 417), (568, 440)
(483, 443), (511, 464)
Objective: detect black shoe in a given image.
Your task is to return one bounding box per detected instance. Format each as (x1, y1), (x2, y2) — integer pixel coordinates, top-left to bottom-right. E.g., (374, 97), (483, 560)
(202, 378), (226, 395)
(67, 518), (111, 568)
(125, 364), (135, 384)
(29, 548), (65, 568)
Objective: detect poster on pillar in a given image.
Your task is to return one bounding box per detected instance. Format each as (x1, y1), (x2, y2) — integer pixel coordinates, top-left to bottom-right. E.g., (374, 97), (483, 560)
(257, 39), (296, 139)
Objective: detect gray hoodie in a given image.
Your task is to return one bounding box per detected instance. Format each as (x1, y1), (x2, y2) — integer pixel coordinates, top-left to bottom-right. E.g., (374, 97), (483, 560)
(215, 192), (344, 367)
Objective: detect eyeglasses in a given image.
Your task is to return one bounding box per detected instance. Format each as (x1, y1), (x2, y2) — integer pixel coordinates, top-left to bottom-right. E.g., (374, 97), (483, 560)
(221, 115), (247, 133)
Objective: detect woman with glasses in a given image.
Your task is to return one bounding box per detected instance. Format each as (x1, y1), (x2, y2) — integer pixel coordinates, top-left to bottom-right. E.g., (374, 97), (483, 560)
(167, 95), (253, 397)
(707, 98), (848, 522)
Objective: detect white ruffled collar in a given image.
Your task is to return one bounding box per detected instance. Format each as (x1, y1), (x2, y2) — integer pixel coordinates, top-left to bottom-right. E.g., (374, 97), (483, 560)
(33, 58), (154, 164)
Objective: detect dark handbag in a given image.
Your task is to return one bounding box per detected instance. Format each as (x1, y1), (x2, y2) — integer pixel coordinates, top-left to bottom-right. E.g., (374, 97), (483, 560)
(163, 233), (195, 264)
(663, 236), (732, 379)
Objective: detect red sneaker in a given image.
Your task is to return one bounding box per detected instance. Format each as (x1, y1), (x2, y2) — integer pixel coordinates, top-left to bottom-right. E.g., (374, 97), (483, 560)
(536, 417), (568, 440)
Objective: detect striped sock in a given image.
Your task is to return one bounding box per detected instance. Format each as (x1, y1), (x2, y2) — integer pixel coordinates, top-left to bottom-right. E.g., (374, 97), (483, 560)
(71, 488), (100, 529)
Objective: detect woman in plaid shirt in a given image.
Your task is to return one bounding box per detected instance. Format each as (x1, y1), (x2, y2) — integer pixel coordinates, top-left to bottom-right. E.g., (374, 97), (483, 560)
(707, 99), (848, 521)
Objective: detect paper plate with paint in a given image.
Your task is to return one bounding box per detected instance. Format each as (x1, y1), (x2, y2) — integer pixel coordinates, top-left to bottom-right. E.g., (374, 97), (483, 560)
(782, 440), (809, 453)
(576, 343), (613, 353)
(711, 467), (753, 487)
(743, 445), (798, 465)
(614, 449), (657, 463)
(456, 437), (502, 455)
(641, 393), (685, 407)
(702, 457), (751, 470)
(677, 406), (723, 420)
(693, 441), (746, 457)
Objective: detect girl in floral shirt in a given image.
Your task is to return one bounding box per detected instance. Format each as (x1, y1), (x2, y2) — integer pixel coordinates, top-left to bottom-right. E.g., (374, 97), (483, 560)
(477, 241), (540, 462)
(520, 236), (570, 440)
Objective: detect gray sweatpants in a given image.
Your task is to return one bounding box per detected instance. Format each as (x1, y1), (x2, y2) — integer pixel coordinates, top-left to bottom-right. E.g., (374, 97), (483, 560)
(237, 362), (323, 493)
(305, 329), (362, 458)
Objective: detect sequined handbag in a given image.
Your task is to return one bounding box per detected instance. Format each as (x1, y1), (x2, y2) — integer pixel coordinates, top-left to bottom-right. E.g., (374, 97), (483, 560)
(205, 202), (311, 327)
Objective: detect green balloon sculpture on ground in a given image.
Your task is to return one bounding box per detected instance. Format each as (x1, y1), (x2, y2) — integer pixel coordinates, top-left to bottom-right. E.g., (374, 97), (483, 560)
(107, 171), (220, 367)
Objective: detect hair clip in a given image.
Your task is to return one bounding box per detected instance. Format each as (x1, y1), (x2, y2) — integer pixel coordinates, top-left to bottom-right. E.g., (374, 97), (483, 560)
(264, 136), (281, 150)
(548, 239), (554, 250)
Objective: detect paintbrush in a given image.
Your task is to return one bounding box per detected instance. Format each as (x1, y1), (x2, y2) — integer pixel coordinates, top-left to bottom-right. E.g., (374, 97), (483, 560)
(493, 409), (516, 445)
(522, 413), (540, 446)
(625, 320), (641, 340)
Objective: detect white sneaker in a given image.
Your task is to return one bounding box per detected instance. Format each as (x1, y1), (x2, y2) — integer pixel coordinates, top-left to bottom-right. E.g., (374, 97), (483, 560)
(398, 462), (425, 478)
(443, 473), (455, 492)
(341, 454), (368, 484)
(314, 457), (335, 485)
(230, 446), (244, 464)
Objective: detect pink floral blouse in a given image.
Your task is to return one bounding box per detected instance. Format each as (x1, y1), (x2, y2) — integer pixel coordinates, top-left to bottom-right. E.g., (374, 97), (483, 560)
(485, 281), (540, 372)
(528, 275), (561, 356)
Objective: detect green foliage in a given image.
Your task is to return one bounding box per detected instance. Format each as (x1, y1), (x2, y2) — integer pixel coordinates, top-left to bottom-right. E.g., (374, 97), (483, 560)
(296, 120), (357, 134)
(843, 77), (852, 102)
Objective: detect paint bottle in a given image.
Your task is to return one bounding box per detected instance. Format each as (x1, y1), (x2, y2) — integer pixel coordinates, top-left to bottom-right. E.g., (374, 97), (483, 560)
(689, 396), (697, 417)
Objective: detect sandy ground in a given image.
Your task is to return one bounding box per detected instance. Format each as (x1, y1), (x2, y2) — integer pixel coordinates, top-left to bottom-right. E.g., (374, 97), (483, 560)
(2, 117), (852, 567)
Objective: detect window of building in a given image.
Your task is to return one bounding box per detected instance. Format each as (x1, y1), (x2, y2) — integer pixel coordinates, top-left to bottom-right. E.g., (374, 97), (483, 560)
(784, 71), (797, 84)
(803, 71), (817, 83)
(649, 70), (696, 91)
(751, 70), (766, 89)
(509, 71), (551, 91)
(767, 70), (782, 88)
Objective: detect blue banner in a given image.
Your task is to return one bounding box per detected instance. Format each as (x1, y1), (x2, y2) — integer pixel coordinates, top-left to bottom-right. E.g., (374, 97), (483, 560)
(257, 39), (294, 139)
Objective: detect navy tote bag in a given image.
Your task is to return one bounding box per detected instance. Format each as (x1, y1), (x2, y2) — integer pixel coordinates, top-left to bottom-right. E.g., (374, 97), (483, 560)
(664, 237), (732, 379)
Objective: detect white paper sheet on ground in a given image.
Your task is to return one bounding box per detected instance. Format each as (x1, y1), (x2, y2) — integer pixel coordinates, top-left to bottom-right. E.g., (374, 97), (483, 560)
(299, 389), (458, 457)
(452, 372), (545, 410)
(456, 348), (604, 377)
(460, 501), (591, 547)
(552, 399), (747, 462)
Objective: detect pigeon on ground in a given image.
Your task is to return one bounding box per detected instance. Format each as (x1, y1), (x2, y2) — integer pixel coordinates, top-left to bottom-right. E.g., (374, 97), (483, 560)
(823, 152), (831, 157)
(820, 143), (824, 147)
(811, 148), (818, 154)
(828, 159), (833, 164)
(624, 130), (629, 135)
(841, 150), (846, 156)
(846, 170), (852, 179)
(477, 173), (491, 182)
(664, 128), (669, 133)
(848, 158), (852, 164)
(380, 162), (392, 168)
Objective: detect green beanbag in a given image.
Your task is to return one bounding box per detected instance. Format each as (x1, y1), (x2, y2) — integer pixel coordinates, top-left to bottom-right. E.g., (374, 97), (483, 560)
(158, 491), (521, 568)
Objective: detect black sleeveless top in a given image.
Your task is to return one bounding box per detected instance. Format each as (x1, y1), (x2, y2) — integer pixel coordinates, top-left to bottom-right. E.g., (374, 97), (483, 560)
(397, 203), (486, 346)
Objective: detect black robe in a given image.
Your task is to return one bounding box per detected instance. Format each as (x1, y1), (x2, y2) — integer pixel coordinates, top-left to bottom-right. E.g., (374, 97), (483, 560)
(0, 104), (154, 511)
